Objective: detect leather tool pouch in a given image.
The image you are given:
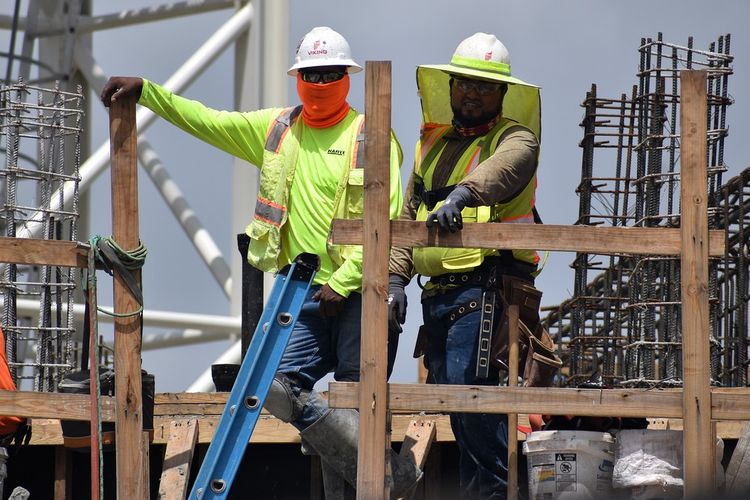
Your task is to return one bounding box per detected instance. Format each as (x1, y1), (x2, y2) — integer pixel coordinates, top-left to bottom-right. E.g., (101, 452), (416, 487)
(490, 276), (562, 387)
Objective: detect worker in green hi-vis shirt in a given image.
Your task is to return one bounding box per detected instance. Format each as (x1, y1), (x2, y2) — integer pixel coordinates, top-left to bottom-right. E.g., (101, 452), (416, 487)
(102, 26), (421, 499)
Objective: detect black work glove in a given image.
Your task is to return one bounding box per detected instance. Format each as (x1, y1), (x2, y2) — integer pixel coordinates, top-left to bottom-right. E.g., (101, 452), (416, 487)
(388, 274), (409, 334)
(425, 185), (474, 233)
(100, 76), (144, 107)
(312, 283), (346, 318)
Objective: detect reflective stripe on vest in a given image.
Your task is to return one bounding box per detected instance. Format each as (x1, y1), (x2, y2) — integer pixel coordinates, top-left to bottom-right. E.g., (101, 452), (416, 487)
(254, 196), (285, 227)
(265, 105), (302, 154)
(354, 119), (365, 169)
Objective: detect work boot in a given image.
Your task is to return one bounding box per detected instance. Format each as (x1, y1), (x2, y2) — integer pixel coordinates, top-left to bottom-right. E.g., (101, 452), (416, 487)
(320, 460), (356, 500)
(300, 405), (423, 499)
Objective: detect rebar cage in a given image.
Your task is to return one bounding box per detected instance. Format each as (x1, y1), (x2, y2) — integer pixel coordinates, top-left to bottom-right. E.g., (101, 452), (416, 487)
(0, 80), (83, 391)
(544, 33), (740, 388)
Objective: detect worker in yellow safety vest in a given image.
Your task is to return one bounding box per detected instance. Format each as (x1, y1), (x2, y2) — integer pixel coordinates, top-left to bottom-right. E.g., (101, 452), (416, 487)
(102, 26), (421, 498)
(388, 32), (560, 499)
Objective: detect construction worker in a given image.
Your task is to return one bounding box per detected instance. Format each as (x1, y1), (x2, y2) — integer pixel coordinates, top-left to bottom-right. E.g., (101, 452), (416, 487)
(101, 26), (420, 498)
(388, 33), (552, 499)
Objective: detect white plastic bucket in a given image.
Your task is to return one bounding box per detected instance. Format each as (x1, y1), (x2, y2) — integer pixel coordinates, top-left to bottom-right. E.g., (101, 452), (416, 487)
(522, 430), (615, 500)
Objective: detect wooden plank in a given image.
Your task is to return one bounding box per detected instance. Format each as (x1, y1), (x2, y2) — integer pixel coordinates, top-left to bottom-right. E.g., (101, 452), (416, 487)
(0, 236), (90, 268)
(330, 220), (725, 257)
(109, 96), (147, 499)
(154, 403), (227, 416)
(27, 412), (749, 447)
(647, 418), (748, 439)
(0, 391), (115, 420)
(330, 383), (687, 418)
(680, 69), (713, 499)
(358, 60), (392, 499)
(711, 387), (750, 419)
(30, 413), (458, 446)
(507, 306), (519, 500)
(725, 422), (750, 496)
(398, 418), (436, 472)
(158, 419), (198, 500)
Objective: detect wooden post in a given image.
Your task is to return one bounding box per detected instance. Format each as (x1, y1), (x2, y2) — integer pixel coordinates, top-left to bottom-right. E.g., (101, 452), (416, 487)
(680, 69), (713, 498)
(54, 446), (72, 500)
(357, 60), (392, 499)
(109, 97), (147, 499)
(507, 306), (519, 500)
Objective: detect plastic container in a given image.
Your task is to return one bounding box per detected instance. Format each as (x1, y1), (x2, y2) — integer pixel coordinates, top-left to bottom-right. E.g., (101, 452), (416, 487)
(522, 430), (615, 500)
(613, 429), (725, 498)
(211, 363), (240, 392)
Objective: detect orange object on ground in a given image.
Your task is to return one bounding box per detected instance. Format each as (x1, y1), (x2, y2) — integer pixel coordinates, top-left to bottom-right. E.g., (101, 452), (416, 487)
(0, 326), (25, 436)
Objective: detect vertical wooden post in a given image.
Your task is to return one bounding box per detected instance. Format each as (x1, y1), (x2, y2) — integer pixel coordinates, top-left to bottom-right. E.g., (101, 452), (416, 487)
(507, 306), (520, 500)
(109, 97), (147, 499)
(680, 69), (713, 498)
(54, 446), (72, 500)
(357, 60), (392, 499)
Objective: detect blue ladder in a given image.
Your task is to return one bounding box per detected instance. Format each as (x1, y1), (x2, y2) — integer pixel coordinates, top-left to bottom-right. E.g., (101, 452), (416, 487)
(190, 253), (320, 499)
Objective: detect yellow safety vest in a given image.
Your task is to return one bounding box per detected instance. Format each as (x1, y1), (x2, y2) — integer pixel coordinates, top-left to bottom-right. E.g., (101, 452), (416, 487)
(412, 118), (538, 277)
(245, 105), (366, 273)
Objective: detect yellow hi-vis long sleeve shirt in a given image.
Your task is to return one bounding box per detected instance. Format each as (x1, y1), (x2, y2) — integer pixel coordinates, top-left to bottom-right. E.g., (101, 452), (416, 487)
(139, 79), (403, 296)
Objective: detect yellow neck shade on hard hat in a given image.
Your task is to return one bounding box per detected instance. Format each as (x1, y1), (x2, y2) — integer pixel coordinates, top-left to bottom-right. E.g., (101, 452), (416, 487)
(417, 46), (541, 142)
(296, 73), (351, 128)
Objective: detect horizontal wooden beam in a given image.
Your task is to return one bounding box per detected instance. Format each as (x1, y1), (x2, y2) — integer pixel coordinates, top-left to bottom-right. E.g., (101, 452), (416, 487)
(711, 387), (750, 420)
(0, 390), (115, 421)
(29, 413), (750, 446)
(0, 236), (90, 268)
(329, 383), (750, 420)
(30, 413), (460, 446)
(330, 220), (726, 257)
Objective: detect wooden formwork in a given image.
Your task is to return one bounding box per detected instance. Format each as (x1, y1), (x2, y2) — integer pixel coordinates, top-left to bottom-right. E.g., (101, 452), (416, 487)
(0, 65), (741, 500)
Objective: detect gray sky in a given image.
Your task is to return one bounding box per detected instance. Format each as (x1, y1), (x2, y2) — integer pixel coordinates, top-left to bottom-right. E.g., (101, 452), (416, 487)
(5, 0), (750, 391)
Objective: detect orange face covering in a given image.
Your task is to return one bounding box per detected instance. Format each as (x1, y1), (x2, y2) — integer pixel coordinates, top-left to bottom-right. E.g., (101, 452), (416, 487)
(296, 73), (351, 128)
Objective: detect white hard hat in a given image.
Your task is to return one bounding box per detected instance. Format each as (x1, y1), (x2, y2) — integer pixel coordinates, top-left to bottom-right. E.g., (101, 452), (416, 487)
(422, 32), (524, 85)
(288, 26), (362, 76)
(454, 33), (511, 74)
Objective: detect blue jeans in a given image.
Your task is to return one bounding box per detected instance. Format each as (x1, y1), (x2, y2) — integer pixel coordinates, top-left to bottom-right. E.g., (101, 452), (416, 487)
(277, 285), (399, 430)
(423, 285), (508, 500)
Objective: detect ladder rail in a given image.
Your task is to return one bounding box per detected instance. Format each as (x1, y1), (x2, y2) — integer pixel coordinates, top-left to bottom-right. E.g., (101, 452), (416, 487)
(189, 253), (320, 499)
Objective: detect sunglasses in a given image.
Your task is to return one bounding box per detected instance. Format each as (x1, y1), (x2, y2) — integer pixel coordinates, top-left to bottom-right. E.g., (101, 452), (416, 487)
(300, 70), (346, 84)
(453, 78), (502, 96)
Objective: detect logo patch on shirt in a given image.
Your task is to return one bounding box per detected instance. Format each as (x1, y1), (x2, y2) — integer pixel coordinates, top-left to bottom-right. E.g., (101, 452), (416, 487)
(327, 148), (345, 156)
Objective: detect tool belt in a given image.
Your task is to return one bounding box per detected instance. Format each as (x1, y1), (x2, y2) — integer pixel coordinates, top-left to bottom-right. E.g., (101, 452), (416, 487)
(415, 257), (561, 387)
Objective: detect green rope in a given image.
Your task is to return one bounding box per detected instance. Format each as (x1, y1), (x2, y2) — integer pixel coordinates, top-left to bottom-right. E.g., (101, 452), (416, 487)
(99, 236), (149, 271)
(90, 235), (148, 317)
